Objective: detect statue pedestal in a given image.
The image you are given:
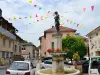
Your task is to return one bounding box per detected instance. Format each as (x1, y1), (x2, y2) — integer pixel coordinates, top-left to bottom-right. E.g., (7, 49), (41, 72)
(52, 32), (64, 74)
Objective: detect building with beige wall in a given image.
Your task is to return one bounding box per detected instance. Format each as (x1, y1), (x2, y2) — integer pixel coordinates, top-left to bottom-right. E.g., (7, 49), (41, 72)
(21, 42), (37, 60)
(86, 26), (100, 56)
(39, 26), (88, 57)
(0, 9), (18, 58)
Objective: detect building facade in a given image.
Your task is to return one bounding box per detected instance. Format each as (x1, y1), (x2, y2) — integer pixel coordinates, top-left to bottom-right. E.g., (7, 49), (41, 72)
(87, 26), (100, 56)
(14, 34), (24, 55)
(0, 9), (18, 58)
(39, 26), (89, 57)
(21, 42), (37, 60)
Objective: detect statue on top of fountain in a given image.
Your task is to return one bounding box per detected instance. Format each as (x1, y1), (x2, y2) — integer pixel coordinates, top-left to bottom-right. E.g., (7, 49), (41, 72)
(54, 11), (60, 32)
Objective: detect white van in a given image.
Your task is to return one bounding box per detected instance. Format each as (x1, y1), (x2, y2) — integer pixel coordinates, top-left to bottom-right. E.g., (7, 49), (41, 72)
(89, 56), (100, 75)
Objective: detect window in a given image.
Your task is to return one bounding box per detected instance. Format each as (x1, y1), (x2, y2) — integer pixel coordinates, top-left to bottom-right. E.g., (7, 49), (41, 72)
(6, 52), (9, 58)
(3, 38), (6, 47)
(9, 40), (11, 48)
(2, 51), (5, 58)
(15, 45), (17, 52)
(19, 46), (21, 52)
(51, 42), (54, 48)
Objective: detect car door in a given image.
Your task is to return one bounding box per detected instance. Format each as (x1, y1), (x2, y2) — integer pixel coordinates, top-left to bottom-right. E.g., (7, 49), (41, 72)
(30, 62), (35, 75)
(82, 60), (89, 73)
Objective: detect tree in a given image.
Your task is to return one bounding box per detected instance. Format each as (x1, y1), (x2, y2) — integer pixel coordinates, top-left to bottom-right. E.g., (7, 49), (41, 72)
(62, 36), (87, 60)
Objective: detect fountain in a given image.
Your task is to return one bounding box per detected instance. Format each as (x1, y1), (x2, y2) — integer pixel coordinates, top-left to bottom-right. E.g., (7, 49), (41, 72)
(37, 11), (80, 75)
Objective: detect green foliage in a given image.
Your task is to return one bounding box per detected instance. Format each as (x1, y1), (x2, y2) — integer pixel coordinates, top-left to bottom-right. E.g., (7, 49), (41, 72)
(73, 52), (80, 61)
(62, 36), (87, 59)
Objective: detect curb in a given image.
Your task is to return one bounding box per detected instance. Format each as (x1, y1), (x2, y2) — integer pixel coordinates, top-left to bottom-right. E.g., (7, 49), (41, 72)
(0, 66), (7, 69)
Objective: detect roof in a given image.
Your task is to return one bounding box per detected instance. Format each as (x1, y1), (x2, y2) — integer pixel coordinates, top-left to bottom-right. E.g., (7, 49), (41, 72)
(0, 17), (18, 31)
(86, 26), (100, 36)
(15, 34), (24, 41)
(22, 42), (36, 47)
(45, 26), (77, 32)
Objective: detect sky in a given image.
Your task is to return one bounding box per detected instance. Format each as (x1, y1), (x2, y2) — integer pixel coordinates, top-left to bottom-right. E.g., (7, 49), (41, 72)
(0, 0), (100, 46)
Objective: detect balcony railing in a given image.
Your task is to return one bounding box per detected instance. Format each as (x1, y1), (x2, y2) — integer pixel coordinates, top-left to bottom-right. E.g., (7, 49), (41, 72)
(0, 26), (16, 40)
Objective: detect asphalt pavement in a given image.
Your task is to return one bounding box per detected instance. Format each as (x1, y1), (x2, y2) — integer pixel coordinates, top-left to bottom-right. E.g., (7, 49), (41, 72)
(0, 68), (6, 75)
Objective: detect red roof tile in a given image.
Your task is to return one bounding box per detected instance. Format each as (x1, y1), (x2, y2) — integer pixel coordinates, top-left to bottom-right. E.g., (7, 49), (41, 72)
(45, 26), (77, 32)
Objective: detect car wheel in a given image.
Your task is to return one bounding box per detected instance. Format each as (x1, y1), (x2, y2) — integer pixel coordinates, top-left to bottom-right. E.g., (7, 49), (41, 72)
(41, 66), (45, 69)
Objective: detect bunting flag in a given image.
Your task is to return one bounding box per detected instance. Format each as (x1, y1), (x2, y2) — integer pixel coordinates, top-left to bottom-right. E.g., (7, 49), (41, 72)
(29, 0), (32, 4)
(77, 24), (79, 27)
(91, 6), (94, 11)
(37, 20), (39, 22)
(76, 9), (79, 12)
(34, 4), (37, 7)
(25, 17), (27, 19)
(48, 11), (50, 14)
(41, 16), (43, 20)
(67, 20), (69, 22)
(83, 8), (86, 12)
(14, 16), (16, 20)
(70, 21), (72, 24)
(19, 17), (22, 19)
(39, 7), (42, 10)
(30, 15), (32, 18)
(36, 14), (38, 17)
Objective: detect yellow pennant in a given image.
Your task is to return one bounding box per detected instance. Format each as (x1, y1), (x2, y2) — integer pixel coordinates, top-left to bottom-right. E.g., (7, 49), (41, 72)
(14, 16), (16, 20)
(30, 15), (32, 18)
(29, 0), (32, 4)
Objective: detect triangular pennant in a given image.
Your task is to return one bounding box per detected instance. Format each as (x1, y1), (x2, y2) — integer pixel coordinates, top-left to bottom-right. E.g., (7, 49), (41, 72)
(30, 15), (32, 18)
(34, 4), (37, 7)
(14, 16), (16, 20)
(77, 24), (79, 27)
(37, 20), (39, 22)
(48, 11), (50, 14)
(39, 7), (42, 10)
(91, 6), (94, 11)
(83, 8), (86, 12)
(19, 17), (22, 19)
(67, 20), (69, 22)
(36, 14), (38, 17)
(70, 21), (72, 24)
(29, 0), (32, 4)
(25, 17), (27, 19)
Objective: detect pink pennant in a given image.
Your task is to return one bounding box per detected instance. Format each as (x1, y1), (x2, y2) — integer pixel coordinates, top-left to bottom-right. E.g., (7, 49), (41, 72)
(48, 11), (50, 13)
(91, 6), (94, 11)
(19, 17), (22, 19)
(83, 8), (86, 12)
(36, 14), (38, 17)
(77, 24), (79, 27)
(34, 4), (37, 7)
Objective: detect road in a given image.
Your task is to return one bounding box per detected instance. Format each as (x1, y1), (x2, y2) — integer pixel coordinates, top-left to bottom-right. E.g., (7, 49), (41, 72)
(0, 68), (6, 75)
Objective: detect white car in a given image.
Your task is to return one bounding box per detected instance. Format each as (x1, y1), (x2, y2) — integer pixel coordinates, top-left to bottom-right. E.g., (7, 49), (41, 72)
(40, 60), (52, 69)
(89, 56), (100, 75)
(5, 61), (36, 75)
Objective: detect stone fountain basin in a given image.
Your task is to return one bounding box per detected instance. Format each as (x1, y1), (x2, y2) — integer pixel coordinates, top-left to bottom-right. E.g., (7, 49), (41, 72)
(37, 67), (80, 75)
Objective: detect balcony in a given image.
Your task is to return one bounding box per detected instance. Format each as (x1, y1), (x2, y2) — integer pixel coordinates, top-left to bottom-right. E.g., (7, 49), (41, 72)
(0, 26), (16, 40)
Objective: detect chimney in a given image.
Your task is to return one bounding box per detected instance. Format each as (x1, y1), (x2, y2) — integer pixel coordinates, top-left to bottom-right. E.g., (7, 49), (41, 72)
(0, 9), (2, 17)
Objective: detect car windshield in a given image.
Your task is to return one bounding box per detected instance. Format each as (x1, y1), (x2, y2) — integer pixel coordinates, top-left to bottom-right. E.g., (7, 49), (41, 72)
(9, 62), (29, 70)
(44, 61), (52, 64)
(91, 57), (100, 69)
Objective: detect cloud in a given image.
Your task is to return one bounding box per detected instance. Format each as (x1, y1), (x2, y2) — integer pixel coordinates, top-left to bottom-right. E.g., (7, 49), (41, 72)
(0, 0), (100, 46)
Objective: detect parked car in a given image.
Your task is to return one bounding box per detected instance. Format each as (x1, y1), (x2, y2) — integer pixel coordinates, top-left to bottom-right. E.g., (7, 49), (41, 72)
(42, 56), (52, 62)
(5, 61), (36, 75)
(41, 60), (73, 69)
(40, 60), (52, 69)
(82, 60), (89, 73)
(89, 56), (100, 75)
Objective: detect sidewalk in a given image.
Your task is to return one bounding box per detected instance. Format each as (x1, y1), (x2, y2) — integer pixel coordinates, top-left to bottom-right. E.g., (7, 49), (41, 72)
(0, 65), (9, 69)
